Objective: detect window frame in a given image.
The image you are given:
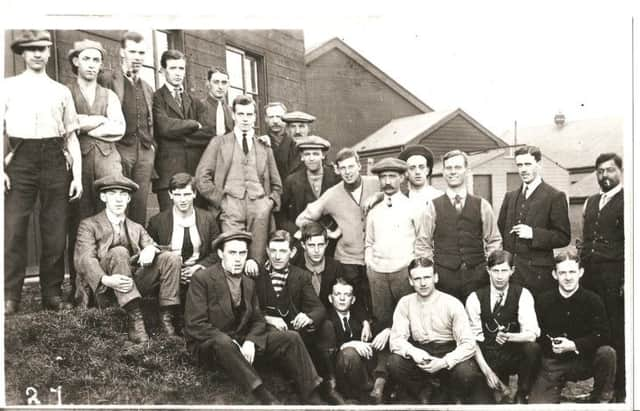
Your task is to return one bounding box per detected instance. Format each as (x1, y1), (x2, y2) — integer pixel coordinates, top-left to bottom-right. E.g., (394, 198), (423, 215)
(225, 44), (266, 133)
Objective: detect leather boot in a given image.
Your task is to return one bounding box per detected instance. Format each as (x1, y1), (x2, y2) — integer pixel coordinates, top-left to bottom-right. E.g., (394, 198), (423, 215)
(369, 377), (386, 404)
(320, 349), (346, 405)
(42, 295), (73, 311)
(159, 306), (176, 336)
(126, 305), (149, 343)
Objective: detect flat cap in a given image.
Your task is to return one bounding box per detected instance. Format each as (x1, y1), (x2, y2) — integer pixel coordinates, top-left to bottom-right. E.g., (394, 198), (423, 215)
(67, 39), (106, 62)
(94, 174), (139, 193)
(212, 231), (253, 251)
(282, 111), (316, 124)
(11, 30), (52, 54)
(295, 135), (331, 151)
(398, 144), (435, 168)
(370, 157), (408, 174)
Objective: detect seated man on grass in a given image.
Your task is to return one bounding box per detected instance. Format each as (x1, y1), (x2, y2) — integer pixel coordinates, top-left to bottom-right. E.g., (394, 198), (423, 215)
(74, 174), (182, 343)
(184, 231), (326, 405)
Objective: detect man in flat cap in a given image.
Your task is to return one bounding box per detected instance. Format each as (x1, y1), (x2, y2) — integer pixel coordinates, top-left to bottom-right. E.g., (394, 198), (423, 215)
(283, 110), (316, 139)
(184, 230), (328, 405)
(423, 150), (502, 303)
(66, 38), (126, 303)
(100, 31), (155, 226)
(197, 66), (234, 139)
(74, 174), (182, 343)
(4, 30), (83, 313)
(365, 157), (429, 367)
(399, 144), (443, 205)
(152, 49), (208, 211)
(195, 94), (281, 269)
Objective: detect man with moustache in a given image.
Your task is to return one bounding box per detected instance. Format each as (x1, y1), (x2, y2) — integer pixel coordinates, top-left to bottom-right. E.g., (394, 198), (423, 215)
(259, 102), (297, 180)
(197, 66), (234, 139)
(195, 95), (281, 267)
(152, 49), (205, 211)
(423, 150), (502, 303)
(296, 148), (379, 316)
(498, 145), (571, 296)
(579, 153), (625, 401)
(4, 30), (83, 313)
(101, 31), (155, 225)
(529, 250), (615, 403)
(66, 39), (126, 304)
(280, 110), (316, 176)
(184, 230), (327, 405)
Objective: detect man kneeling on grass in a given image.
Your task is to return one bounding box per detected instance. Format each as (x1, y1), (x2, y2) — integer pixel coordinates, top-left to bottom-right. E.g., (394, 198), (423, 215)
(74, 174), (183, 343)
(184, 231), (327, 405)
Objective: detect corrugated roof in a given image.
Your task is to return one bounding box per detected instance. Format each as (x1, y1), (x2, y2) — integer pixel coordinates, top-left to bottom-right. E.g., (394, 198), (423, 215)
(499, 117), (623, 170)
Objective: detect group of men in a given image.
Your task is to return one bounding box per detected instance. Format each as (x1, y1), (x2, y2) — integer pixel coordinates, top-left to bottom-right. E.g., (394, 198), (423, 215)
(3, 29), (626, 405)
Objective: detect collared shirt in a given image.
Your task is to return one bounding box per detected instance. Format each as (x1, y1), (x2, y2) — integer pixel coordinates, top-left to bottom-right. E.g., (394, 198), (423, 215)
(4, 71), (79, 138)
(234, 128), (255, 151)
(170, 208), (201, 264)
(349, 183), (363, 204)
(599, 183), (623, 210)
(390, 291), (476, 369)
(337, 311), (351, 333)
(466, 284), (541, 342)
(365, 191), (428, 272)
(121, 65), (139, 84)
(307, 170), (324, 198)
(304, 256), (326, 296)
(421, 190), (502, 261)
(408, 185), (444, 206)
(105, 209), (126, 239)
(164, 82), (184, 98)
(224, 271), (243, 308)
(523, 176), (542, 199)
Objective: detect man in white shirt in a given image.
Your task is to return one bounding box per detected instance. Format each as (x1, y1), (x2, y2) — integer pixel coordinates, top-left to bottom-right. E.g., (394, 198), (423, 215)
(466, 250), (541, 404)
(399, 144), (443, 206)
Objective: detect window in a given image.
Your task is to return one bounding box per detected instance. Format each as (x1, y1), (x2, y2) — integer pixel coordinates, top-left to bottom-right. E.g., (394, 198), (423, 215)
(473, 175), (493, 205)
(226, 45), (263, 129)
(137, 29), (170, 91)
(506, 172), (521, 192)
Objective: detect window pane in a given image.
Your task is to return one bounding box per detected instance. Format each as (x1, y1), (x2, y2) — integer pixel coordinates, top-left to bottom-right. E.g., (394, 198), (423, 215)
(226, 49), (244, 89)
(139, 67), (157, 91)
(228, 87), (243, 105)
(506, 172), (521, 192)
(136, 29), (155, 67)
(244, 56), (257, 93)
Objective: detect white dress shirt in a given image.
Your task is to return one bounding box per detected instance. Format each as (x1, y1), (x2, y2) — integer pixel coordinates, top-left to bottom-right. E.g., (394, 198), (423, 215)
(170, 208), (201, 264)
(234, 128), (255, 151)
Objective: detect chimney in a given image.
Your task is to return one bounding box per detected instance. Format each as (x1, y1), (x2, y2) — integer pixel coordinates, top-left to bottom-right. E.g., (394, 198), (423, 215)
(554, 112), (566, 128)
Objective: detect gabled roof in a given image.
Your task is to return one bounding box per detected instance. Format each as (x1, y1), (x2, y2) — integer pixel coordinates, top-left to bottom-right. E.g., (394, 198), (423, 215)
(567, 172), (599, 199)
(499, 116), (624, 170)
(305, 37), (432, 113)
(352, 108), (506, 153)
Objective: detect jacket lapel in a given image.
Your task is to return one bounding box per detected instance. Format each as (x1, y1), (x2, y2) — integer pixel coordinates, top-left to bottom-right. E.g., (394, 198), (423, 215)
(255, 139), (267, 176)
(214, 270), (235, 320)
(96, 211), (115, 252)
(162, 85), (184, 119)
(160, 210), (174, 245)
(195, 209), (207, 253)
(124, 218), (141, 255)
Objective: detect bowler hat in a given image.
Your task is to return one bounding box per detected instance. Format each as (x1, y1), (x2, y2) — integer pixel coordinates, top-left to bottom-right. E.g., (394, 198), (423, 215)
(282, 111), (316, 124)
(67, 39), (106, 63)
(94, 174), (139, 193)
(11, 30), (52, 54)
(370, 158), (408, 174)
(296, 135), (331, 151)
(211, 231), (253, 251)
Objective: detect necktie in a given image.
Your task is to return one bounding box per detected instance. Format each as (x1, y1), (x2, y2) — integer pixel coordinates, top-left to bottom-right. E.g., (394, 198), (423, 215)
(599, 193), (607, 211)
(386, 196), (392, 207)
(342, 316), (353, 338)
(216, 100), (226, 136)
(454, 194), (463, 214)
(492, 292), (504, 315)
(242, 132), (249, 155)
(181, 226), (193, 261)
(523, 185), (529, 199)
(174, 88), (183, 110)
(311, 272), (321, 296)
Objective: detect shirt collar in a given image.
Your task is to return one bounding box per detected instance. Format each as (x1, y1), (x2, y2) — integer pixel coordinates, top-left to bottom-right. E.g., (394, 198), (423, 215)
(524, 176), (542, 194)
(490, 285), (509, 300)
(165, 82), (184, 94)
(304, 255), (325, 274)
(234, 127), (255, 140)
(445, 188), (467, 201)
(558, 285), (579, 299)
(600, 183), (623, 198)
(172, 207), (196, 228)
(337, 311), (350, 322)
(105, 209), (125, 226)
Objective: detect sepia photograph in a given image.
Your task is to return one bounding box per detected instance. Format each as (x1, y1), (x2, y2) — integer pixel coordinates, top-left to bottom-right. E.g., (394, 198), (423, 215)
(1, 3), (635, 409)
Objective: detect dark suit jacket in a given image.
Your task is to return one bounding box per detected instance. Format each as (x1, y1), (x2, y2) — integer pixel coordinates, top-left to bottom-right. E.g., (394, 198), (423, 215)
(498, 181), (571, 266)
(146, 207), (220, 268)
(152, 84), (208, 190)
(197, 95), (234, 139)
(269, 133), (299, 180)
(255, 264), (326, 326)
(184, 263), (267, 356)
(278, 165), (340, 233)
(195, 131), (282, 217)
(329, 307), (367, 346)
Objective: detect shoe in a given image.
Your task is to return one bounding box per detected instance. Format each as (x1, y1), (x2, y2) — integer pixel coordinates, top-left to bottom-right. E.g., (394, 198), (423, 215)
(514, 392), (529, 404)
(369, 377), (386, 404)
(323, 378), (346, 405)
(159, 307), (176, 336)
(253, 385), (282, 405)
(417, 385), (432, 405)
(5, 300), (20, 315)
(42, 296), (73, 311)
(126, 307), (150, 343)
(307, 388), (328, 405)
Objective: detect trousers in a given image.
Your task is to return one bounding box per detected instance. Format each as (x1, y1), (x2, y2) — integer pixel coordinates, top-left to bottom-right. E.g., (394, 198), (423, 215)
(117, 140), (154, 225)
(220, 195), (273, 264)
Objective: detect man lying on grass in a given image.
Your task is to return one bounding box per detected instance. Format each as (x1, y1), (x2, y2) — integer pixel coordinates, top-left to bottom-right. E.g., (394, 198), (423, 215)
(74, 174), (183, 343)
(184, 230), (328, 405)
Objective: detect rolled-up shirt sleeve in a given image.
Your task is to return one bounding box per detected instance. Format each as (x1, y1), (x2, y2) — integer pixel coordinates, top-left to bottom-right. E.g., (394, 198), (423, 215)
(465, 292), (484, 342)
(518, 288), (541, 338)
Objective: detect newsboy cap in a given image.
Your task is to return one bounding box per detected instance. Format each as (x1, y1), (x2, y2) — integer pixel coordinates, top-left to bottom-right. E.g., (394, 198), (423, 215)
(67, 39), (106, 63)
(11, 30), (52, 54)
(282, 111), (316, 124)
(94, 174), (139, 193)
(398, 144), (435, 168)
(370, 158), (408, 174)
(296, 135), (331, 151)
(212, 231), (253, 251)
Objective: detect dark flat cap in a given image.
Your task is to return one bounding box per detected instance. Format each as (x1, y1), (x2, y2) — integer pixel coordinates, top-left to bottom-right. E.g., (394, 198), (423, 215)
(67, 39), (106, 62)
(94, 174), (139, 193)
(370, 158), (408, 174)
(282, 111), (316, 124)
(398, 145), (435, 168)
(212, 231), (253, 251)
(295, 135), (331, 151)
(11, 30), (52, 54)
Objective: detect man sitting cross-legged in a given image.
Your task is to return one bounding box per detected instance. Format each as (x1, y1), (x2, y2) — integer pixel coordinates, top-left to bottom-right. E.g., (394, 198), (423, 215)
(184, 231), (327, 405)
(74, 174), (182, 343)
(466, 250), (541, 404)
